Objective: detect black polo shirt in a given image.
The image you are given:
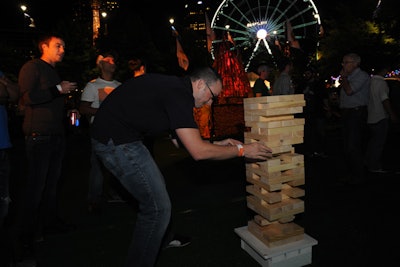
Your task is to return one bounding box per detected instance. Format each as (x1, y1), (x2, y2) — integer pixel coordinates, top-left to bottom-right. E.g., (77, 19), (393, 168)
(92, 73), (198, 145)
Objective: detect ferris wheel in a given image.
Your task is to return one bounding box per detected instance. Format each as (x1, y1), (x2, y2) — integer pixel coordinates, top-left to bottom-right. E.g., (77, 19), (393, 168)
(210, 0), (322, 71)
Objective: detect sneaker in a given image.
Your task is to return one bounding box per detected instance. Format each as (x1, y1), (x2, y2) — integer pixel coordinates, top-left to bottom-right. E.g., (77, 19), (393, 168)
(165, 234), (191, 248)
(310, 152), (328, 158)
(368, 168), (389, 174)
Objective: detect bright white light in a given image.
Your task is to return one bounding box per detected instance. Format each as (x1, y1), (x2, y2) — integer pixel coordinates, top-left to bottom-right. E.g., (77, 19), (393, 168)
(257, 29), (267, 39)
(101, 12), (107, 18)
(20, 5), (27, 12)
(169, 18), (174, 25)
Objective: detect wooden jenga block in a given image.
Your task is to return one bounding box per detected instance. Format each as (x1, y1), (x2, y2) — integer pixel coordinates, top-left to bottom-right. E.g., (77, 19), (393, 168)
(247, 195), (304, 221)
(281, 184), (305, 198)
(248, 220), (304, 247)
(249, 157), (304, 174)
(244, 106), (304, 116)
(254, 215), (272, 226)
(244, 114), (294, 123)
(246, 118), (305, 129)
(246, 166), (305, 186)
(243, 94), (305, 105)
(247, 176), (282, 192)
(246, 185), (282, 204)
(244, 132), (303, 147)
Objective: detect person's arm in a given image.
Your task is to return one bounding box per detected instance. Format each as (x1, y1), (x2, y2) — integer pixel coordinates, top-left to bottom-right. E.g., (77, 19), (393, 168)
(382, 99), (398, 123)
(175, 128), (272, 161)
(19, 62), (76, 106)
(79, 101), (97, 116)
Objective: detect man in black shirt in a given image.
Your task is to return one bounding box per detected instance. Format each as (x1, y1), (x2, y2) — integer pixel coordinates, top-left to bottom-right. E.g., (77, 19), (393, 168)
(17, 33), (77, 262)
(92, 67), (272, 267)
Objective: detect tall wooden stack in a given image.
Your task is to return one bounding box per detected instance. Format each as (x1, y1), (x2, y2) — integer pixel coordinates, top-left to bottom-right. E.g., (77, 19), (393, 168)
(243, 94), (306, 248)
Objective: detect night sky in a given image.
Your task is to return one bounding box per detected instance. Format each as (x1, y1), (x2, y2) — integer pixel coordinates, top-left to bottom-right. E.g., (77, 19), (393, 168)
(0, 0), (384, 31)
(0, 0), (183, 31)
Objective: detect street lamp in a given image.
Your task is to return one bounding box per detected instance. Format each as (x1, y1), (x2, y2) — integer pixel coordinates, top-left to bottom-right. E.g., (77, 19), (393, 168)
(20, 4), (36, 28)
(101, 11), (108, 35)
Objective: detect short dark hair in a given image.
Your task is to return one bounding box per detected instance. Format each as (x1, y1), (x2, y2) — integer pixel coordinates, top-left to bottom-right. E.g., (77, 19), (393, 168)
(36, 33), (64, 54)
(128, 57), (146, 72)
(189, 67), (222, 85)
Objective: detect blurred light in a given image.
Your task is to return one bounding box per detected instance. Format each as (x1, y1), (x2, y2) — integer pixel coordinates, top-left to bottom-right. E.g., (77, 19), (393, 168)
(257, 29), (267, 39)
(169, 18), (174, 25)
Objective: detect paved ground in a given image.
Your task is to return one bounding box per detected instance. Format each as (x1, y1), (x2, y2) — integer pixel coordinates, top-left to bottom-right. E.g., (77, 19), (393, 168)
(2, 118), (400, 267)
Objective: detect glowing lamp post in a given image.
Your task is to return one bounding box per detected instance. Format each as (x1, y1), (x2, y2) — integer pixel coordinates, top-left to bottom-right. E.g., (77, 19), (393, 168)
(101, 12), (108, 35)
(20, 4), (36, 28)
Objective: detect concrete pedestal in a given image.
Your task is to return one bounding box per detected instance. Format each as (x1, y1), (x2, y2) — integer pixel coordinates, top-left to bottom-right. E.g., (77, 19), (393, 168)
(235, 226), (318, 267)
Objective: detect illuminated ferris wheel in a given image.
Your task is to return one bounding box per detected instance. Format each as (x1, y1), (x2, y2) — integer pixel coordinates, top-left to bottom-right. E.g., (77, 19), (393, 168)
(210, 0), (322, 71)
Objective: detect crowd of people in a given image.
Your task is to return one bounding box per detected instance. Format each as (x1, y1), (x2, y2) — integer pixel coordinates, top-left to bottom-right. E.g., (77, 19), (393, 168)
(250, 52), (399, 181)
(0, 33), (272, 267)
(0, 31), (399, 267)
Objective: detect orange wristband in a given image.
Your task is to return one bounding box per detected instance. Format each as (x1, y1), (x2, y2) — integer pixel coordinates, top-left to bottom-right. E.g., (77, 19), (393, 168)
(236, 144), (244, 157)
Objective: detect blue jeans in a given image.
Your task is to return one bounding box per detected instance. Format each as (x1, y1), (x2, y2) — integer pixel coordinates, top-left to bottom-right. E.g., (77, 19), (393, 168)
(92, 138), (171, 267)
(87, 147), (104, 203)
(21, 135), (65, 237)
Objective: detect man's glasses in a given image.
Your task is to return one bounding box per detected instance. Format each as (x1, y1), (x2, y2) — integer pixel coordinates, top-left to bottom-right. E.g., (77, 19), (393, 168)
(205, 82), (217, 101)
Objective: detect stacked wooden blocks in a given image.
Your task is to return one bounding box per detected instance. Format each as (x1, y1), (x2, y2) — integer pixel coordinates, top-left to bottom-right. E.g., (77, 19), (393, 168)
(243, 94), (306, 248)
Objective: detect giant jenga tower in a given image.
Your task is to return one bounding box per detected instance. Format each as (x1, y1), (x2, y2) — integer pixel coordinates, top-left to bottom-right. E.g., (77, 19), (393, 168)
(235, 94), (317, 267)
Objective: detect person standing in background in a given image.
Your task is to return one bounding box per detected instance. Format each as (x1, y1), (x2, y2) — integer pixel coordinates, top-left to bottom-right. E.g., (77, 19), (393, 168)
(301, 67), (330, 158)
(365, 63), (398, 173)
(339, 53), (370, 185)
(16, 33), (78, 263)
(128, 57), (146, 78)
(0, 72), (19, 228)
(80, 52), (121, 213)
(0, 71), (19, 267)
(272, 57), (294, 95)
(252, 64), (271, 97)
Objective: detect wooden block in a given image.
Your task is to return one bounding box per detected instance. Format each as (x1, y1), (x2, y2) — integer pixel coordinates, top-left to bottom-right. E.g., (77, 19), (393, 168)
(244, 132), (303, 147)
(245, 118), (305, 129)
(243, 94), (304, 105)
(244, 106), (304, 116)
(247, 176), (282, 192)
(280, 153), (304, 164)
(244, 114), (294, 122)
(281, 184), (305, 198)
(254, 214), (295, 225)
(248, 220), (304, 247)
(246, 168), (282, 185)
(246, 166), (305, 186)
(247, 195), (304, 221)
(279, 215), (296, 223)
(287, 178), (305, 187)
(244, 100), (306, 111)
(248, 159), (304, 174)
(254, 215), (272, 226)
(246, 184), (282, 204)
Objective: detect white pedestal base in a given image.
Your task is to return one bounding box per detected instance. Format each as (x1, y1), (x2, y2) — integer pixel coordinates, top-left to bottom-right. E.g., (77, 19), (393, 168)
(235, 226), (318, 267)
